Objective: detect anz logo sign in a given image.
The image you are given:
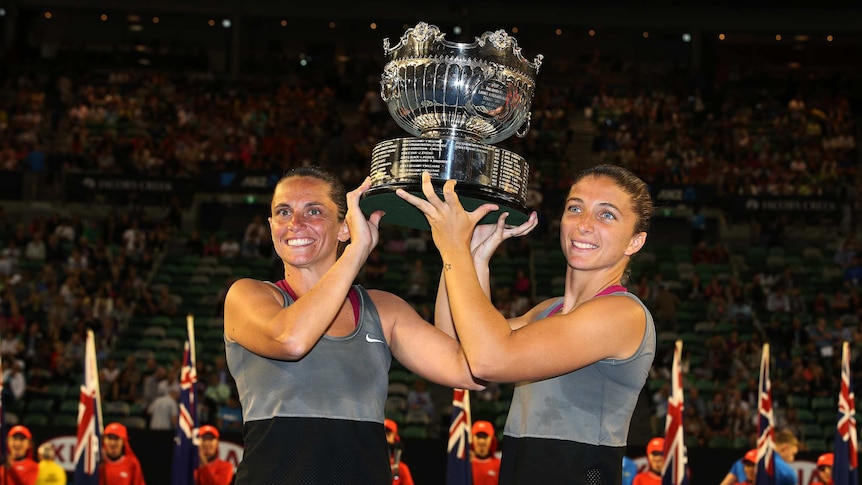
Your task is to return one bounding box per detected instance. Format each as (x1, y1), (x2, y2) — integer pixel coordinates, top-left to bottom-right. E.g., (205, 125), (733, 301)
(219, 173), (281, 191)
(654, 187), (697, 202)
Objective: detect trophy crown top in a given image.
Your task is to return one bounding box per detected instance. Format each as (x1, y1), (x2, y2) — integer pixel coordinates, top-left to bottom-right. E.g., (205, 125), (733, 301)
(384, 21), (542, 76)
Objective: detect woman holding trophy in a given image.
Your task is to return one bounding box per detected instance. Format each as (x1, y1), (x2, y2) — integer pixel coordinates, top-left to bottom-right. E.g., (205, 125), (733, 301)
(399, 165), (656, 484)
(224, 167), (497, 484)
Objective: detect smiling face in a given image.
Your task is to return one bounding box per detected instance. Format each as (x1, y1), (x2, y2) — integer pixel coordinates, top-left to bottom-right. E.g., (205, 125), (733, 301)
(559, 174), (646, 272)
(7, 435), (30, 459)
(269, 176), (349, 269)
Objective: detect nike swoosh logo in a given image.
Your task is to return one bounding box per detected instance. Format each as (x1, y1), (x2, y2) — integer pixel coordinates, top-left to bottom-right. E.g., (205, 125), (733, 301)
(366, 334), (385, 344)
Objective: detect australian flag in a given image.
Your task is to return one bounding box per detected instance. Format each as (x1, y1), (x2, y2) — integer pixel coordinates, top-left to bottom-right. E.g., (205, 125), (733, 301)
(171, 315), (199, 485)
(662, 340), (689, 485)
(74, 330), (103, 485)
(446, 388), (473, 485)
(833, 341), (858, 485)
(755, 343), (775, 485)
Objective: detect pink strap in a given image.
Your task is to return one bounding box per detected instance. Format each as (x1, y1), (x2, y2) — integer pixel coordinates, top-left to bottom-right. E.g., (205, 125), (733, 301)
(276, 280), (360, 327)
(548, 284), (627, 316)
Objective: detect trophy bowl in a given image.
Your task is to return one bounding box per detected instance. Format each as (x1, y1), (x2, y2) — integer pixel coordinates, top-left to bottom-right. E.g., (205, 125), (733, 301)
(360, 22), (543, 230)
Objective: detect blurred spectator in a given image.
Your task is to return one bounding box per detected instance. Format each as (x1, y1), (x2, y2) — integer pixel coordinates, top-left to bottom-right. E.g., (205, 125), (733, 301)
(471, 420), (501, 485)
(1, 425), (38, 484)
(216, 393), (243, 434)
(186, 229), (205, 256)
(36, 442), (67, 485)
(148, 387), (180, 430)
(845, 255), (862, 286)
(219, 234), (241, 259)
(813, 453), (833, 485)
(242, 215), (269, 258)
(361, 248), (388, 289)
(99, 357), (121, 393)
(405, 378), (434, 427)
(652, 283), (680, 333)
(404, 258), (429, 303)
(633, 437), (665, 485)
(196, 425), (235, 485)
(766, 286), (792, 314)
(202, 233), (221, 258)
(384, 419), (415, 485)
(112, 354), (142, 404)
(403, 229), (428, 253)
(101, 422), (146, 485)
(2, 358), (27, 402)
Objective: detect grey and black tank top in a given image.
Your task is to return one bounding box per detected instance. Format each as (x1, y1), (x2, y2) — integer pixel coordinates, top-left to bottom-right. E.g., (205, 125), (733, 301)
(225, 283), (393, 484)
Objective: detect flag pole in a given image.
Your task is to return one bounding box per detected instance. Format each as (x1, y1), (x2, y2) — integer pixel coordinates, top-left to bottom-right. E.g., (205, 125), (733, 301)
(187, 314), (196, 369)
(172, 313), (200, 485)
(75, 329), (104, 485)
(834, 341), (858, 485)
(755, 342), (775, 485)
(87, 330), (105, 435)
(661, 339), (688, 485)
(187, 313), (197, 444)
(446, 388), (473, 485)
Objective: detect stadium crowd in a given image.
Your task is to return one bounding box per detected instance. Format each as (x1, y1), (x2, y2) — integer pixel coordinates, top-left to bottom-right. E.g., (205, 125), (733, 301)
(0, 44), (860, 460)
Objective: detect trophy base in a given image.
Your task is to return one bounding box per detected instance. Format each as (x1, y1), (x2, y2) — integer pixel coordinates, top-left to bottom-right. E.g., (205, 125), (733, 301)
(362, 137), (530, 230)
(360, 182), (530, 231)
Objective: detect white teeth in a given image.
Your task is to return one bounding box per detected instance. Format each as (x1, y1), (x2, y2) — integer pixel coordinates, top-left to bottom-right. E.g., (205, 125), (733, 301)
(573, 241), (597, 249)
(287, 238), (314, 247)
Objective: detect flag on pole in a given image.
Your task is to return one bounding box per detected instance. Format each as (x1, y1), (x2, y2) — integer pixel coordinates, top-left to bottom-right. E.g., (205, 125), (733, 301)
(833, 341), (858, 485)
(755, 343), (775, 485)
(446, 388), (473, 485)
(74, 330), (103, 485)
(662, 340), (689, 485)
(171, 314), (199, 485)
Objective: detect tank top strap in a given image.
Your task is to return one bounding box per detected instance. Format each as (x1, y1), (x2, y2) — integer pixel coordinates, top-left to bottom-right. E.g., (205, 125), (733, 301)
(274, 280), (360, 327)
(595, 284), (627, 297)
(547, 285), (628, 317)
(274, 279), (298, 300)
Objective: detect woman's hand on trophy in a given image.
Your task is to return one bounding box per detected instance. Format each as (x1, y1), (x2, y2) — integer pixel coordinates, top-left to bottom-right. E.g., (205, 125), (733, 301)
(396, 172), (490, 255)
(396, 172), (537, 258)
(346, 177), (384, 258)
(470, 209), (538, 265)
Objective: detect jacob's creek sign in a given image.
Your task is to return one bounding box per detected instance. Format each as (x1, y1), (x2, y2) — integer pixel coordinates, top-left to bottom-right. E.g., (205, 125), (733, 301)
(80, 177), (176, 192)
(732, 196), (840, 215)
(64, 174), (194, 204)
(43, 435), (244, 472)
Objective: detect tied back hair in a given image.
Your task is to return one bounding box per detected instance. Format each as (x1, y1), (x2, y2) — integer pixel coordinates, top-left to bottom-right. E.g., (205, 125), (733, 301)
(275, 166), (348, 221)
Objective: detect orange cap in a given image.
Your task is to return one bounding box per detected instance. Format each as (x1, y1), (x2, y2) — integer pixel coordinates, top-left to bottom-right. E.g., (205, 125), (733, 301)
(104, 422), (128, 440)
(384, 419), (400, 442)
(646, 437), (665, 455)
(472, 420), (495, 436)
(817, 453), (834, 467)
(8, 425), (31, 439)
(743, 449), (758, 464)
(199, 425), (220, 439)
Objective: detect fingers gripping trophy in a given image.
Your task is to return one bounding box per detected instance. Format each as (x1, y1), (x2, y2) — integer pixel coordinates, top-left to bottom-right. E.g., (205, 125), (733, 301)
(360, 22), (543, 229)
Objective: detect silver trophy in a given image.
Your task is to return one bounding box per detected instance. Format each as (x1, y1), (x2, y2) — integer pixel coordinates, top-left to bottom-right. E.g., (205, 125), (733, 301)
(360, 22), (543, 229)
